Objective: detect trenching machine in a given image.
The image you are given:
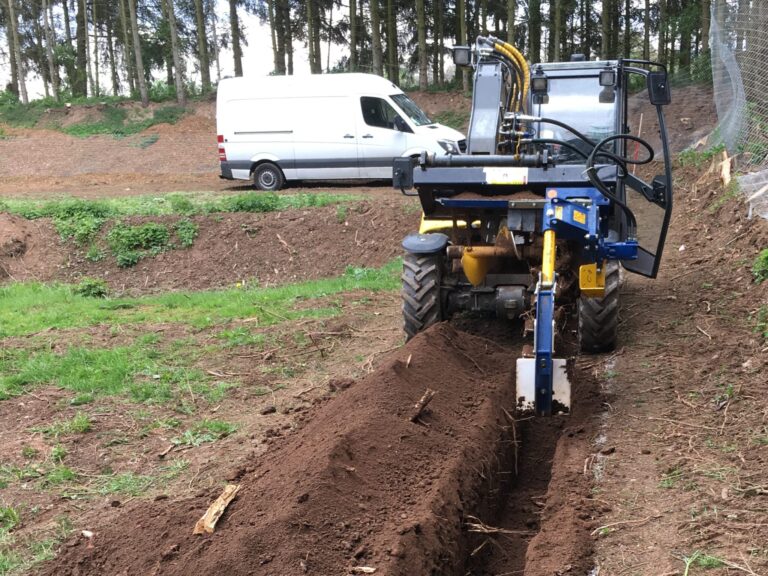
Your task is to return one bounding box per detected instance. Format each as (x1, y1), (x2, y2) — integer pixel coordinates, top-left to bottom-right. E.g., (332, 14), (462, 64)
(395, 36), (673, 416)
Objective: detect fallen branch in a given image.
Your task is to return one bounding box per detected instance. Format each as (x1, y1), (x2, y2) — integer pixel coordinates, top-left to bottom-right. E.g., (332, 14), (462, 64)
(157, 444), (175, 459)
(409, 388), (436, 422)
(193, 484), (241, 535)
(465, 515), (533, 536)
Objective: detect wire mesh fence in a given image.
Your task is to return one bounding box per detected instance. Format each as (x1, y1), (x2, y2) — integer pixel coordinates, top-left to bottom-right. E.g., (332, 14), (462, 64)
(710, 0), (768, 218)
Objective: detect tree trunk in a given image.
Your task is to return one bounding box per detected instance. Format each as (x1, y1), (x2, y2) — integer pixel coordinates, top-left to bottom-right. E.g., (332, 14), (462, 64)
(582, 0), (591, 58)
(480, 0), (488, 33)
(229, 0), (243, 76)
(270, 0), (283, 74)
(74, 0), (88, 96)
(7, 0), (27, 103)
(553, 0), (562, 62)
(700, 0), (710, 54)
(643, 0), (650, 60)
(93, 0), (100, 97)
(166, 0), (186, 105)
(678, 0), (692, 72)
(312, 0), (321, 72)
(42, 0), (61, 101)
(507, 0), (515, 44)
(387, 0), (398, 84)
(84, 0), (95, 97)
(350, 0), (357, 71)
(432, 0), (439, 84)
(529, 0), (541, 64)
(282, 0), (293, 74)
(371, 0), (383, 76)
(736, 0), (748, 52)
(658, 0), (667, 66)
(623, 0), (630, 58)
(416, 0), (427, 88)
(195, 0), (211, 90)
(62, 0), (73, 45)
(209, 0), (221, 81)
(106, 17), (120, 96)
(601, 0), (610, 58)
(306, 0), (316, 71)
(437, 0), (445, 83)
(119, 0), (136, 94)
(128, 0), (148, 105)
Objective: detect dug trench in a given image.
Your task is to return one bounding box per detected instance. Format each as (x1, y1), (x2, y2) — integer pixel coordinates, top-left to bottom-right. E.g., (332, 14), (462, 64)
(42, 317), (602, 576)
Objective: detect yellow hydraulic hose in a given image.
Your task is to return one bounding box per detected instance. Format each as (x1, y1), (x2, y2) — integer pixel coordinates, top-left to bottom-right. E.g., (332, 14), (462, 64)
(494, 41), (530, 112)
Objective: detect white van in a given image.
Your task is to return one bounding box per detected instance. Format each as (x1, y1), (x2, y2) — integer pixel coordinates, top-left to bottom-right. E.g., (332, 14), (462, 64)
(216, 73), (466, 190)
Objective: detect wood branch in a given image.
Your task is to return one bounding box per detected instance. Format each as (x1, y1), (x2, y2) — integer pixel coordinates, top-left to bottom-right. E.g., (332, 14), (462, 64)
(720, 150), (731, 186)
(409, 388), (436, 422)
(193, 484), (241, 535)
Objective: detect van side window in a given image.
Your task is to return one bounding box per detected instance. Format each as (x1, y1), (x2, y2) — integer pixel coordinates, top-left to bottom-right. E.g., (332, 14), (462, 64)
(361, 96), (400, 130)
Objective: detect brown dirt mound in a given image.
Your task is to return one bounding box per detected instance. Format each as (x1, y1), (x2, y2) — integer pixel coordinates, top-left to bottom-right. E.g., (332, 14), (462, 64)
(0, 213), (67, 281)
(0, 198), (419, 295)
(41, 324), (519, 575)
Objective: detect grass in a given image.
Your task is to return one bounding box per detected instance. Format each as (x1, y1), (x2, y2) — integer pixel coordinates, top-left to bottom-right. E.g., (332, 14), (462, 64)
(36, 413), (92, 438)
(754, 306), (768, 342)
(0, 259), (400, 339)
(433, 109), (470, 131)
(61, 105), (186, 138)
(678, 144), (726, 168)
(0, 191), (358, 223)
(172, 420), (238, 447)
(752, 249), (768, 284)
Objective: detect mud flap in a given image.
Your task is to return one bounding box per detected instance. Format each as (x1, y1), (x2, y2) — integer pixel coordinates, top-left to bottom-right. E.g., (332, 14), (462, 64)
(515, 358), (571, 415)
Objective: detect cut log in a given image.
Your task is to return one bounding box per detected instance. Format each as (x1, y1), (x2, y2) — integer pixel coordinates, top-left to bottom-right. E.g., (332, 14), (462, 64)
(193, 484), (241, 535)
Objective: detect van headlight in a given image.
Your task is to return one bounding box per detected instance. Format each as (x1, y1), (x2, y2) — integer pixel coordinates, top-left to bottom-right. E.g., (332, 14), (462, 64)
(437, 139), (460, 154)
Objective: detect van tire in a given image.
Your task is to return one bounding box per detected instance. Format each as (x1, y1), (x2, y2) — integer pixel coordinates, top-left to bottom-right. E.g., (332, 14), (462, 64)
(253, 163), (285, 191)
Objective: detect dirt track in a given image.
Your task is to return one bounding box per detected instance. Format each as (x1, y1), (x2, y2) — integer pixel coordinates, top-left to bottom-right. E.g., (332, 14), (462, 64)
(2, 87), (767, 575)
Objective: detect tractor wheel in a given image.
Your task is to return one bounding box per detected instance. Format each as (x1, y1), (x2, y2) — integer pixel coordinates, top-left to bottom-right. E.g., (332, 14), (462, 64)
(578, 261), (620, 353)
(401, 252), (444, 341)
(253, 162), (285, 191)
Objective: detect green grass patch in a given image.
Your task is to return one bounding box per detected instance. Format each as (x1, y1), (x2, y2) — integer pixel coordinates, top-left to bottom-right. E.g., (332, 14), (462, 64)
(753, 249), (768, 284)
(61, 105), (186, 138)
(679, 144), (726, 168)
(36, 413), (92, 438)
(172, 419), (238, 447)
(107, 221), (171, 267)
(73, 277), (109, 298)
(433, 109), (470, 131)
(94, 472), (154, 496)
(0, 191), (357, 222)
(0, 259), (400, 339)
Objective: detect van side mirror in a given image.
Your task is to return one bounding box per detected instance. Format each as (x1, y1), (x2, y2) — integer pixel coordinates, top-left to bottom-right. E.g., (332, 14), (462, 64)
(647, 71), (671, 106)
(452, 46), (471, 67)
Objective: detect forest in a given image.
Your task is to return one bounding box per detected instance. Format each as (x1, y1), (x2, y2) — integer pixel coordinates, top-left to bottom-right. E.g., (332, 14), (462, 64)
(0, 0), (759, 106)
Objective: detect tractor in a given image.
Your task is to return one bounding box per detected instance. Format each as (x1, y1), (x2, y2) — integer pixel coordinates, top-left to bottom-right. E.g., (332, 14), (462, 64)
(394, 36), (673, 416)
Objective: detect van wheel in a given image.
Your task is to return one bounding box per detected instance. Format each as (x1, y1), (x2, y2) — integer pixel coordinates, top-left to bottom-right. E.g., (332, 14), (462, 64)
(253, 163), (285, 191)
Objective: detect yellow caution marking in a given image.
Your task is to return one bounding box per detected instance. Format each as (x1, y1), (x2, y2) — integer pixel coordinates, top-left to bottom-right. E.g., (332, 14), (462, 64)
(579, 262), (607, 297)
(573, 210), (587, 225)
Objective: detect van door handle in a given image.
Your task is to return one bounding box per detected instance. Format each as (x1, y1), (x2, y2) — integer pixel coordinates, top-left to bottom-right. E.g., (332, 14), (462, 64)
(362, 134), (373, 138)
(344, 134), (354, 138)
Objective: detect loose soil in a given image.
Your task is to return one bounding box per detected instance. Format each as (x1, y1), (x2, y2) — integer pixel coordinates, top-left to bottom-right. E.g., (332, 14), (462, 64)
(1, 85), (765, 576)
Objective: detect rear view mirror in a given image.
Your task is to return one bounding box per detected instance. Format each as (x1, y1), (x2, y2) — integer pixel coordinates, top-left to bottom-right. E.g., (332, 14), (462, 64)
(647, 71), (671, 106)
(452, 46), (471, 67)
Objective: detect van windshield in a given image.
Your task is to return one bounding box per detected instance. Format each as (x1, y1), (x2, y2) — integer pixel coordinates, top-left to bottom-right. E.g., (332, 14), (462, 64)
(391, 94), (433, 126)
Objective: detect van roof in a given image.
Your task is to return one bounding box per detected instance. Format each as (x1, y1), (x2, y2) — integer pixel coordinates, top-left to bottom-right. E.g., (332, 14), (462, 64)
(218, 73), (403, 99)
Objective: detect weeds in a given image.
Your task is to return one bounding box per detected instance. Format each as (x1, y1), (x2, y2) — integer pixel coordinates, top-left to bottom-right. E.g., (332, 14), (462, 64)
(73, 277), (109, 298)
(433, 109), (470, 130)
(62, 105), (186, 138)
(107, 221), (170, 267)
(679, 144), (726, 168)
(37, 413), (92, 438)
(752, 249), (768, 284)
(173, 219), (199, 248)
(172, 420), (238, 447)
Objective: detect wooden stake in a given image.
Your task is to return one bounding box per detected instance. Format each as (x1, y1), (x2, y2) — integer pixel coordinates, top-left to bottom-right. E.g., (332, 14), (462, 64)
(409, 388), (436, 422)
(193, 484), (241, 535)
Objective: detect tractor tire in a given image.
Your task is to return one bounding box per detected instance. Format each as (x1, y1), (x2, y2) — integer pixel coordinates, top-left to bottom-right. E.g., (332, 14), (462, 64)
(253, 162), (285, 191)
(578, 261), (620, 353)
(402, 252), (444, 341)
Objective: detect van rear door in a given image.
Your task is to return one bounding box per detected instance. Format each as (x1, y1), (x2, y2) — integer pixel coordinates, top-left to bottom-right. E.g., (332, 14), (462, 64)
(357, 96), (409, 179)
(294, 96), (360, 180)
